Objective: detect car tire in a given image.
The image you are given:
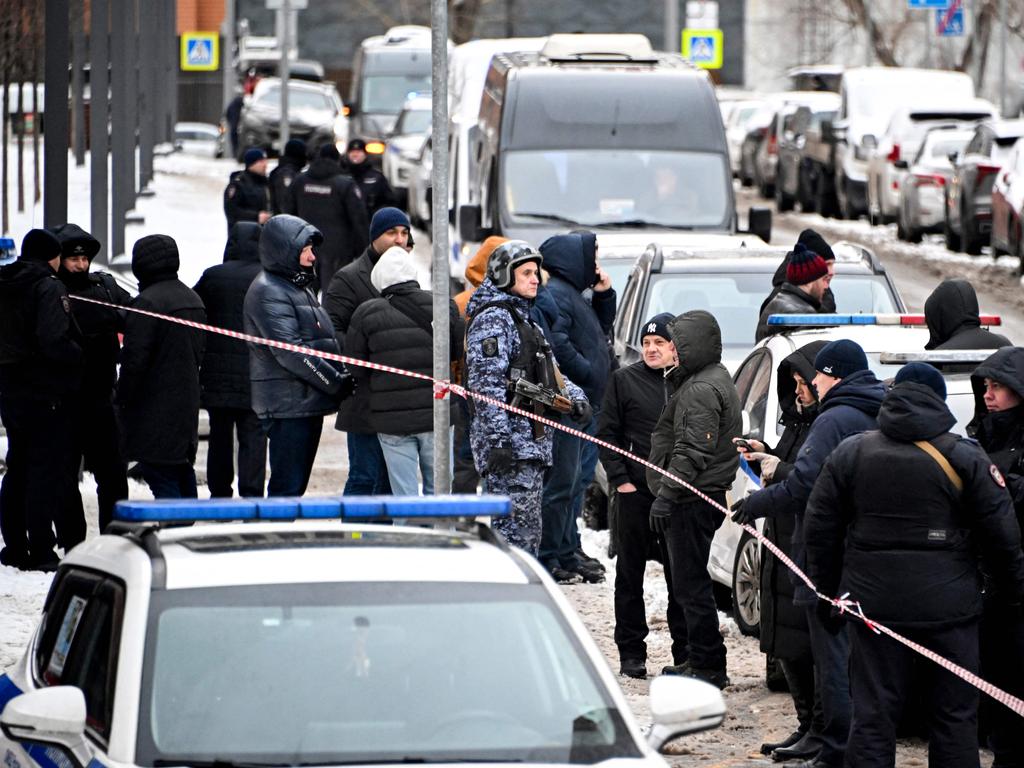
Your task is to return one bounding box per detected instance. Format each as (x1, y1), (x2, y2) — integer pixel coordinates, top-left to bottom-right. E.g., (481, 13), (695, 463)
(944, 202), (962, 252)
(731, 530), (761, 637)
(962, 200), (984, 256)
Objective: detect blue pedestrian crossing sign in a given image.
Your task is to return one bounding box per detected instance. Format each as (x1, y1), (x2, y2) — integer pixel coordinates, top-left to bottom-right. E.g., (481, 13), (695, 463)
(682, 28), (723, 70)
(936, 6), (964, 36)
(181, 32), (220, 72)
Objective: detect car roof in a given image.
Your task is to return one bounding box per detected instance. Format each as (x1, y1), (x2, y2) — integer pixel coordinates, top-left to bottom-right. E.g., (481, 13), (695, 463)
(596, 232), (767, 255)
(652, 254), (877, 275)
(65, 521), (535, 591)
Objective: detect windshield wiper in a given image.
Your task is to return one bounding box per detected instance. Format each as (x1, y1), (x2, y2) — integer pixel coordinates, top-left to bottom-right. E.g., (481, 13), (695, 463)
(584, 219), (696, 230)
(513, 212), (584, 227)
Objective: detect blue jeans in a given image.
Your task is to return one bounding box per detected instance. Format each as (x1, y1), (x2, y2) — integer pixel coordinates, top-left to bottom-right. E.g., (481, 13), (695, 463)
(264, 416), (323, 497)
(540, 422), (582, 571)
(805, 604), (851, 766)
(138, 462), (198, 499)
(378, 432), (435, 495)
(344, 431), (392, 495)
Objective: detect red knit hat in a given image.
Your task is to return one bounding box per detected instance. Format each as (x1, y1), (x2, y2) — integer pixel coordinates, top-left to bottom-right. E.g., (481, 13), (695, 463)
(786, 243), (828, 286)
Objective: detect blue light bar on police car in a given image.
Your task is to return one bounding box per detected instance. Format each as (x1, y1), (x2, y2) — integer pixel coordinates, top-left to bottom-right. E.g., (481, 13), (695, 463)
(113, 495), (512, 523)
(766, 313), (1002, 327)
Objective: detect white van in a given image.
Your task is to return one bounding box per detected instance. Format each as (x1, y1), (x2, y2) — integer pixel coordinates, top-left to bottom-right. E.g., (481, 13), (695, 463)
(831, 67), (975, 219)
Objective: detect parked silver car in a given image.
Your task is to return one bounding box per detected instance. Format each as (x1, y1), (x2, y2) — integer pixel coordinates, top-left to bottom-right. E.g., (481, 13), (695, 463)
(896, 127), (973, 242)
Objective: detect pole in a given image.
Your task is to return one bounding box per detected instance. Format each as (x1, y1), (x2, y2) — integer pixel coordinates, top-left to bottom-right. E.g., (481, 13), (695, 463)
(111, 0), (129, 257)
(90, 0), (110, 264)
(44, 0), (70, 227)
(138, 6), (155, 192)
(999, 0), (1007, 116)
(431, 0), (451, 494)
(278, 2), (290, 148)
(223, 0), (236, 111)
(72, 4), (86, 167)
(665, 0), (679, 53)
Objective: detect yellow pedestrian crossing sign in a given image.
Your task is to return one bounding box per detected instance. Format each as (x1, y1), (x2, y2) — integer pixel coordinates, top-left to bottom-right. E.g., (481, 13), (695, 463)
(181, 32), (219, 72)
(682, 28), (723, 70)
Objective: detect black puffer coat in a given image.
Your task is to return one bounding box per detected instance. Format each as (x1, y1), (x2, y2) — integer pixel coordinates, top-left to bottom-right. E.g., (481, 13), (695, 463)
(348, 159), (395, 217)
(758, 341), (826, 659)
(968, 347), (1024, 519)
(806, 381), (1024, 629)
(223, 169), (270, 233)
(647, 311), (742, 501)
(269, 156), (304, 215)
(117, 239), (206, 464)
(756, 282), (823, 341)
(598, 360), (670, 491)
(925, 278), (1011, 351)
(193, 222), (263, 411)
(345, 280), (461, 435)
(243, 215), (349, 420)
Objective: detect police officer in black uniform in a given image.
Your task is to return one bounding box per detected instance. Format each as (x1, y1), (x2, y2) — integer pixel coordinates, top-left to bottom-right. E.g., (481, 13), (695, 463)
(52, 223), (133, 532)
(346, 138), (396, 218)
(0, 229), (83, 571)
(269, 138), (307, 215)
(224, 147), (272, 233)
(806, 362), (1024, 768)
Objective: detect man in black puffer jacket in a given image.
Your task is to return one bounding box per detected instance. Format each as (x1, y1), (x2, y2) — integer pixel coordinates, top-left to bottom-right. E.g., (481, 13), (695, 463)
(292, 144), (369, 287)
(345, 246), (461, 495)
(806, 363), (1024, 768)
(647, 310), (742, 690)
(924, 278), (1011, 352)
(52, 223), (132, 532)
(194, 222), (268, 498)
(244, 215), (355, 496)
(117, 235), (206, 498)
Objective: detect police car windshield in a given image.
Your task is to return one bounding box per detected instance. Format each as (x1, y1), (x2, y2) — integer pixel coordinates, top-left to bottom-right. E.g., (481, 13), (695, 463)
(362, 75), (431, 114)
(138, 582), (640, 765)
(503, 149), (731, 229)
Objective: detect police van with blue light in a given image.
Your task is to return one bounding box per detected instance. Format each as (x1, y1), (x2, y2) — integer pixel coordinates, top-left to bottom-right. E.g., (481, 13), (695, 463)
(714, 312), (1004, 635)
(0, 496), (725, 768)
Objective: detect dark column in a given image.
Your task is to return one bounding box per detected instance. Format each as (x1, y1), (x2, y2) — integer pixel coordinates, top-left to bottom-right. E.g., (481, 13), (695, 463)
(168, 0), (178, 133)
(43, 0), (70, 227)
(137, 2), (155, 192)
(90, 0), (110, 264)
(72, 4), (86, 166)
(125, 0), (138, 208)
(110, 0), (129, 258)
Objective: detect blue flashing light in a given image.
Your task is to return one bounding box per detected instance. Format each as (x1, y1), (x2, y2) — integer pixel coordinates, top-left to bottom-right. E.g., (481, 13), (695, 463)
(767, 314), (857, 326)
(113, 495), (511, 524)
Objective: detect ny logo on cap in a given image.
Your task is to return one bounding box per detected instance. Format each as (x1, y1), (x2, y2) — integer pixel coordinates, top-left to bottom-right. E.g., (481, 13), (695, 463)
(646, 323), (657, 333)
(822, 366), (833, 374)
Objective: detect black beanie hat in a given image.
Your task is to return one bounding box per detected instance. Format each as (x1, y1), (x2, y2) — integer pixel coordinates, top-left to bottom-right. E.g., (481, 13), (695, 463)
(319, 143), (341, 163)
(786, 243), (829, 286)
(641, 312), (674, 342)
(283, 138), (307, 162)
(347, 138), (367, 152)
(132, 234), (180, 285)
(814, 339), (868, 379)
(894, 362), (947, 400)
(797, 228), (835, 261)
(50, 223), (101, 261)
(20, 228), (62, 262)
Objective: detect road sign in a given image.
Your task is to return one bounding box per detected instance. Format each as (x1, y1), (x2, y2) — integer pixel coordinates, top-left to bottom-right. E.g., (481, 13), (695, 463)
(682, 28), (723, 70)
(936, 2), (964, 36)
(907, 0), (949, 7)
(180, 32), (219, 71)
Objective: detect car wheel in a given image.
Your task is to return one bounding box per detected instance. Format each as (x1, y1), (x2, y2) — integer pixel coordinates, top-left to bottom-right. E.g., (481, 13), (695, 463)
(766, 654), (789, 692)
(582, 482), (608, 531)
(962, 200), (984, 256)
(731, 530), (761, 637)
(944, 201), (962, 252)
(775, 179), (794, 212)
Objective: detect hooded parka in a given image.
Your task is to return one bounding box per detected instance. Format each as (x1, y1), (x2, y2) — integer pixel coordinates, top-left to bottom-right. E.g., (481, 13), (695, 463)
(968, 346), (1024, 516)
(924, 278), (1011, 351)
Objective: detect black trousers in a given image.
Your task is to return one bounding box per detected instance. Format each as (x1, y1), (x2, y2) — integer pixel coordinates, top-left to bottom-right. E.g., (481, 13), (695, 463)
(779, 654), (823, 737)
(71, 401), (128, 532)
(0, 395), (79, 563)
(981, 601), (1024, 767)
(660, 492), (727, 671)
(207, 407), (267, 498)
(848, 619), (979, 768)
(613, 488), (688, 663)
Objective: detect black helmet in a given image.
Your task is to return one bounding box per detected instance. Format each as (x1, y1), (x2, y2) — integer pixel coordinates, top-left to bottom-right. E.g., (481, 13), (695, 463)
(486, 240), (542, 291)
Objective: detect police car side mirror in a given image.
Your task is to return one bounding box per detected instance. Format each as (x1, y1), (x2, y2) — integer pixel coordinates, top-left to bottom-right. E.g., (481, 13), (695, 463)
(1, 687), (92, 768)
(647, 676), (725, 751)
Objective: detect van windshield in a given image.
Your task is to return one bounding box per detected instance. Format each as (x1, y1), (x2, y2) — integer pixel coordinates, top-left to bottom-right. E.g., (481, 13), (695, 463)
(362, 74), (431, 114)
(503, 149), (730, 229)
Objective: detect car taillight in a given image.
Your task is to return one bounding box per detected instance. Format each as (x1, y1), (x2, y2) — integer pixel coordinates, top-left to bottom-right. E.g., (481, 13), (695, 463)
(977, 163), (1001, 184)
(887, 144), (901, 163)
(767, 134), (778, 155)
(913, 173), (945, 187)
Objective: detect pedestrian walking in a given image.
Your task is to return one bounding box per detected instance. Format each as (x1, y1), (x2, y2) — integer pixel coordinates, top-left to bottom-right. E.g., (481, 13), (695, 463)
(534, 231), (616, 583)
(269, 138), (307, 215)
(466, 240), (589, 555)
(733, 339), (886, 768)
(0, 229), (82, 571)
(967, 346), (1024, 767)
(647, 310), (741, 690)
(223, 148), (272, 233)
(756, 243), (833, 341)
(243, 215), (355, 496)
(291, 144), (369, 287)
(598, 313), (689, 679)
(52, 223), (132, 532)
(324, 207), (412, 496)
(806, 362), (1024, 768)
(345, 246), (462, 494)
(117, 235), (206, 499)
(193, 222), (268, 498)
(346, 138), (396, 217)
(924, 278), (1011, 351)
(759, 229), (837, 317)
(732, 340), (828, 762)
(224, 92), (244, 159)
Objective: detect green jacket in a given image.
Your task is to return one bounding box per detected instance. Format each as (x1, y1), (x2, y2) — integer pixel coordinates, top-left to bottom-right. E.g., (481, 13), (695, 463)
(646, 310), (742, 502)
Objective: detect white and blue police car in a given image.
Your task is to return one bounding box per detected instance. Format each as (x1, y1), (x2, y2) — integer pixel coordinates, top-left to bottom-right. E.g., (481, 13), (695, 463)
(1, 495), (724, 768)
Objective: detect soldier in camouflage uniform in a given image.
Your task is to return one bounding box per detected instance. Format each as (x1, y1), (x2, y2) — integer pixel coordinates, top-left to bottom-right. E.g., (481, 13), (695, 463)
(465, 241), (589, 555)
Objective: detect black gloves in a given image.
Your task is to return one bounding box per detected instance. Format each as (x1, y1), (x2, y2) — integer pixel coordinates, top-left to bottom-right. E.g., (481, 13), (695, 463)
(731, 497), (756, 526)
(337, 372), (356, 401)
(570, 399), (592, 424)
(649, 496), (676, 534)
(486, 445), (514, 474)
(816, 600), (846, 636)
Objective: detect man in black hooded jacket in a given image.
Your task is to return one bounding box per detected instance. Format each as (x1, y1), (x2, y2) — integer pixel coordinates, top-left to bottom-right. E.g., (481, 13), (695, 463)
(118, 235), (206, 499)
(806, 362), (1024, 768)
(52, 223), (132, 532)
(194, 222), (268, 498)
(0, 229), (82, 571)
(924, 278), (1010, 352)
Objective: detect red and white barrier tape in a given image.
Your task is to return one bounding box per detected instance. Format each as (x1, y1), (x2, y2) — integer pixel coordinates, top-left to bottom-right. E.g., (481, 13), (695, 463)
(74, 293), (1024, 717)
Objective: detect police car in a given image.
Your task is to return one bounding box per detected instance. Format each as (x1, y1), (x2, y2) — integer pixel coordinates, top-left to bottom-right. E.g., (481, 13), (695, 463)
(717, 313), (1001, 635)
(0, 496), (724, 768)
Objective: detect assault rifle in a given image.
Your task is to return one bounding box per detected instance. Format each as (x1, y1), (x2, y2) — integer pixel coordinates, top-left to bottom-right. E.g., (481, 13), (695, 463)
(507, 378), (572, 439)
